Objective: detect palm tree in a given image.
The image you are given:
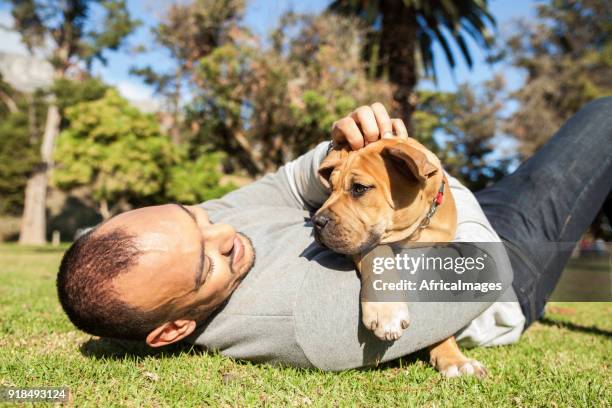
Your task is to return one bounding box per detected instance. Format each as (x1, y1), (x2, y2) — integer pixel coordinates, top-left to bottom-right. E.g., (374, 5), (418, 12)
(329, 0), (495, 129)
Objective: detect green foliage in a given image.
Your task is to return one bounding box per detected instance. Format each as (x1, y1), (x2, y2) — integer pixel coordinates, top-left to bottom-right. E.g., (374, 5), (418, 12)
(165, 152), (236, 204)
(0, 77), (44, 215)
(52, 89), (231, 216)
(186, 12), (394, 176)
(8, 0), (138, 242)
(413, 77), (508, 190)
(131, 0), (245, 143)
(0, 111), (39, 215)
(53, 89), (175, 207)
(52, 77), (109, 115)
(0, 75), (112, 216)
(293, 91), (357, 140)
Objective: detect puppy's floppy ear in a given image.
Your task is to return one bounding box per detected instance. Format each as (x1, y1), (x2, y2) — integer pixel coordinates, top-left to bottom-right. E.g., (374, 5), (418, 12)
(318, 145), (348, 189)
(382, 143), (437, 182)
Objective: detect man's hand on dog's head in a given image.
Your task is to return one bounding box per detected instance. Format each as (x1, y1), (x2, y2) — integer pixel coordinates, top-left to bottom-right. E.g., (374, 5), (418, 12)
(331, 103), (409, 151)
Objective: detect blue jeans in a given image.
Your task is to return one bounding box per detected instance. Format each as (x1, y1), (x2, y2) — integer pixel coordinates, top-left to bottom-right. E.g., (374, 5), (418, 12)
(475, 97), (612, 328)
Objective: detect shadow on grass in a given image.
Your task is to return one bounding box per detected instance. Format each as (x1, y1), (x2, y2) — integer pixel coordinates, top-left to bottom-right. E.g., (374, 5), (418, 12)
(79, 336), (431, 373)
(539, 317), (612, 338)
(79, 337), (208, 360)
(350, 348), (430, 372)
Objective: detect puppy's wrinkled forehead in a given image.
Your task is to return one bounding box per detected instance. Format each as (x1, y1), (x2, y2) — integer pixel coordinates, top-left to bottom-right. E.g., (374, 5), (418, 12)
(318, 145), (385, 188)
(347, 149), (392, 185)
(318, 139), (437, 190)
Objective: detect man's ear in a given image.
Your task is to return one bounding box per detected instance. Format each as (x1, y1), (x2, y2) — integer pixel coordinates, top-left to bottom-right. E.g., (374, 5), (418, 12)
(318, 145), (349, 189)
(382, 143), (437, 182)
(146, 319), (196, 348)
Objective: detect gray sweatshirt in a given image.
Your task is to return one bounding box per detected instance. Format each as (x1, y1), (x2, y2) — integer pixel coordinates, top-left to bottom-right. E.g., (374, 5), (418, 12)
(189, 142), (525, 370)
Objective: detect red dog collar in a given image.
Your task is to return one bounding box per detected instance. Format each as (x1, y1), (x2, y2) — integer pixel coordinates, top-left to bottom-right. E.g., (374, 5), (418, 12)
(419, 181), (445, 229)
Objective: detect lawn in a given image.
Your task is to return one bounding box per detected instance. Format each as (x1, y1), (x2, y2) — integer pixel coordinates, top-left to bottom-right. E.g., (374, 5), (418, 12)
(0, 244), (610, 407)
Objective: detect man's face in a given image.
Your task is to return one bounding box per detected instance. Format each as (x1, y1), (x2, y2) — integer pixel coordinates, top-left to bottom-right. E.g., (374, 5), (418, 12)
(97, 204), (255, 324)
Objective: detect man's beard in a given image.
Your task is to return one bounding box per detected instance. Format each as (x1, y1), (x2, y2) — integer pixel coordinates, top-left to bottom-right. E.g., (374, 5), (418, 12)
(236, 232), (256, 276)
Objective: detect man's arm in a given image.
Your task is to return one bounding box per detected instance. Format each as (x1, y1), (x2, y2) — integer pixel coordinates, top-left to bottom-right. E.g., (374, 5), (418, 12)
(199, 142), (331, 213)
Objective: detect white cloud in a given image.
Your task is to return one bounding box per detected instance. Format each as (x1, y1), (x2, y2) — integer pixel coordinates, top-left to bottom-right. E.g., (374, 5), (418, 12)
(115, 80), (161, 112)
(116, 80), (154, 100)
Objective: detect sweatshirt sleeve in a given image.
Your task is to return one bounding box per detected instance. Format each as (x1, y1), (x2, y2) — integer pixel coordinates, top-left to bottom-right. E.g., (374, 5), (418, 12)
(199, 142), (331, 212)
(283, 141), (331, 211)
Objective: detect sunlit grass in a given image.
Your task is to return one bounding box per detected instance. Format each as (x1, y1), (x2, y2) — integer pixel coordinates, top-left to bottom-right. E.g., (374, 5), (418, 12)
(0, 245), (610, 407)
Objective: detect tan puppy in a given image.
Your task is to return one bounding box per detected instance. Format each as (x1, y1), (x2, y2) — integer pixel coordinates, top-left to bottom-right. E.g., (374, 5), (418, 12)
(312, 137), (486, 378)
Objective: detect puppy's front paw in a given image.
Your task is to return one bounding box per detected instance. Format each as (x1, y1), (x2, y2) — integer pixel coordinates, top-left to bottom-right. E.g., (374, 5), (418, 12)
(432, 356), (487, 379)
(361, 301), (410, 341)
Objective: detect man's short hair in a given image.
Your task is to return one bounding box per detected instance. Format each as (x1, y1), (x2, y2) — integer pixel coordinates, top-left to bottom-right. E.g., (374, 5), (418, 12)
(57, 229), (170, 341)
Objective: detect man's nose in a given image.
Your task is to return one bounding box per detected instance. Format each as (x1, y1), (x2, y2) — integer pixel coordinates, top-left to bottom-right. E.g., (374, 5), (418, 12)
(202, 223), (236, 251)
(312, 213), (330, 231)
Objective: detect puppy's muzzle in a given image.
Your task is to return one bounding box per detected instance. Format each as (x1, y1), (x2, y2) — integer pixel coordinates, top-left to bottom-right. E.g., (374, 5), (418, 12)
(312, 211), (330, 245)
(312, 210), (377, 255)
(312, 212), (330, 232)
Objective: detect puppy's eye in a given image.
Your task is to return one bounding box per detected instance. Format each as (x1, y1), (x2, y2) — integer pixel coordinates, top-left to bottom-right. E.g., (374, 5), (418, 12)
(350, 183), (372, 197)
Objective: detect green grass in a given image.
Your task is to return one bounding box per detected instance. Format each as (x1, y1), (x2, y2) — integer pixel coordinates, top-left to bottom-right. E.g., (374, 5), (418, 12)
(0, 245), (610, 407)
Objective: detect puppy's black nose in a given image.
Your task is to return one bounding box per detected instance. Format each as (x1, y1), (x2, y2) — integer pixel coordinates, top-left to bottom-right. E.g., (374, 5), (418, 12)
(312, 214), (330, 230)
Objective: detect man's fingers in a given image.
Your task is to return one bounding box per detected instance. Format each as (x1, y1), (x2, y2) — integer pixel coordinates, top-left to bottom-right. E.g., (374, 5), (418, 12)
(371, 102), (393, 139)
(351, 106), (379, 145)
(332, 117), (364, 150)
(391, 119), (409, 140)
(331, 103), (398, 151)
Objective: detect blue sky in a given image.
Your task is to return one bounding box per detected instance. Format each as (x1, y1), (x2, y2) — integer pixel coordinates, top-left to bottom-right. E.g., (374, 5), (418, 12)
(1, 0), (538, 104)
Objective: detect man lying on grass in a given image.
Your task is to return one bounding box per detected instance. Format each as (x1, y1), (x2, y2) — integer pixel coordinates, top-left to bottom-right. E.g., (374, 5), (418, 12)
(57, 99), (612, 373)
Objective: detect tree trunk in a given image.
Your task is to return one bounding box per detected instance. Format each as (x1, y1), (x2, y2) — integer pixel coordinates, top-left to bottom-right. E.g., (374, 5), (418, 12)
(0, 89), (19, 113)
(233, 129), (265, 176)
(380, 2), (418, 132)
(169, 68), (182, 144)
(18, 104), (61, 245)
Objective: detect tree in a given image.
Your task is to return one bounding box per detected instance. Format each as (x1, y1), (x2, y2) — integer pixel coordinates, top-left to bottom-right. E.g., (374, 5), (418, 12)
(131, 0), (245, 144)
(52, 89), (231, 218)
(164, 151), (236, 204)
(328, 0), (495, 129)
(9, 0), (138, 244)
(503, 0), (612, 157)
(52, 77), (110, 119)
(0, 75), (43, 215)
(414, 76), (509, 191)
(187, 11), (394, 176)
(53, 89), (174, 219)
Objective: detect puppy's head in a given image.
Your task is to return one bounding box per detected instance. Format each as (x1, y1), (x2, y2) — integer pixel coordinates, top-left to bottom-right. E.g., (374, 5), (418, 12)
(312, 139), (439, 255)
